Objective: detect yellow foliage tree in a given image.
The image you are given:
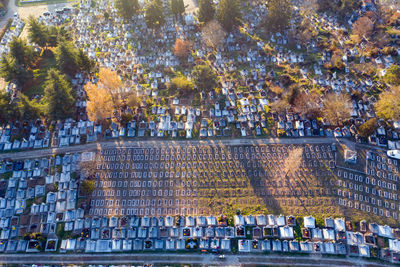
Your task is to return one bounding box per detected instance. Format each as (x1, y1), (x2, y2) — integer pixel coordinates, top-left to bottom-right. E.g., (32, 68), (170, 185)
(85, 82), (114, 123)
(375, 86), (400, 121)
(85, 68), (127, 122)
(98, 68), (124, 106)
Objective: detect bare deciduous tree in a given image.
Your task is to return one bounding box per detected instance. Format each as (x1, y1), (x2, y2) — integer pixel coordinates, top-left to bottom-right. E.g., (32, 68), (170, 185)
(293, 91), (321, 119)
(297, 19), (316, 45)
(201, 20), (226, 49)
(352, 16), (374, 42)
(322, 93), (351, 126)
(270, 98), (290, 114)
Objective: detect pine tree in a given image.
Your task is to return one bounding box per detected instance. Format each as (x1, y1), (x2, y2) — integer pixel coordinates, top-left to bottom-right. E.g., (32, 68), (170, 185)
(76, 49), (97, 76)
(216, 0), (241, 32)
(145, 0), (165, 29)
(27, 16), (48, 49)
(170, 0), (185, 18)
(265, 0), (293, 33)
(198, 0), (215, 23)
(0, 91), (18, 124)
(55, 41), (78, 75)
(47, 25), (71, 47)
(115, 0), (140, 21)
(43, 69), (76, 121)
(8, 37), (35, 68)
(0, 55), (31, 86)
(16, 94), (41, 121)
(0, 55), (18, 82)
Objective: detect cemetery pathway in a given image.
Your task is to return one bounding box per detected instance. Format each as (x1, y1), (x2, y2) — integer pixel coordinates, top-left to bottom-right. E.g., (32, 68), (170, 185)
(0, 137), (387, 161)
(0, 137), (338, 160)
(0, 0), (17, 29)
(184, 0), (198, 14)
(0, 252), (384, 266)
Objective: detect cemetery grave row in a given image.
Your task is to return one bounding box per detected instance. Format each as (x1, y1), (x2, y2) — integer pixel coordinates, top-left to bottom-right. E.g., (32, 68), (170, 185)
(334, 149), (400, 225)
(83, 143), (396, 224)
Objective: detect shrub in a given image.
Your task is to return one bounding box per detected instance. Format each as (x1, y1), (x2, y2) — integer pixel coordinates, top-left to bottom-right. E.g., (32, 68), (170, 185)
(383, 65), (400, 85)
(382, 46), (398, 56)
(169, 76), (194, 96)
(80, 179), (95, 196)
(358, 118), (378, 138)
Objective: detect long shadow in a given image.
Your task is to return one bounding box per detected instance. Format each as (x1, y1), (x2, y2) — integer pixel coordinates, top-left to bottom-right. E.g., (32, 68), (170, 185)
(86, 140), (349, 222)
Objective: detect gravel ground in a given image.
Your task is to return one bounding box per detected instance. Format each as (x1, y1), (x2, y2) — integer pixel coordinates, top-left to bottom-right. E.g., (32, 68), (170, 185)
(17, 1), (76, 19)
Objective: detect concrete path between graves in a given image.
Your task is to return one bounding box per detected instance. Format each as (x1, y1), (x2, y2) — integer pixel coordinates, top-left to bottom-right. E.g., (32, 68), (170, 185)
(0, 252), (386, 266)
(0, 137), (387, 161)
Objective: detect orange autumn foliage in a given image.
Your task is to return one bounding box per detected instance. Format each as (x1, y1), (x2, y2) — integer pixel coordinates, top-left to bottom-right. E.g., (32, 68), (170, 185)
(174, 38), (191, 59)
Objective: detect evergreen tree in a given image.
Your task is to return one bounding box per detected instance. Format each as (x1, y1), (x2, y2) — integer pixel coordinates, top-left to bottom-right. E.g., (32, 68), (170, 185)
(170, 0), (185, 18)
(16, 94), (41, 121)
(77, 49), (97, 76)
(0, 91), (18, 124)
(55, 41), (78, 75)
(216, 0), (241, 32)
(27, 16), (48, 49)
(9, 37), (35, 68)
(0, 55), (31, 86)
(198, 0), (215, 23)
(115, 0), (140, 21)
(265, 0), (293, 33)
(0, 55), (18, 82)
(145, 0), (165, 29)
(47, 26), (71, 47)
(43, 69), (76, 121)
